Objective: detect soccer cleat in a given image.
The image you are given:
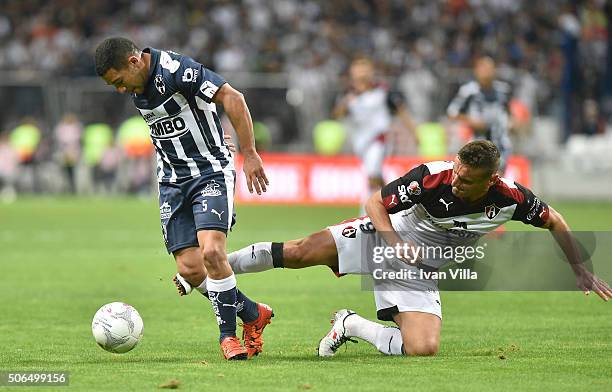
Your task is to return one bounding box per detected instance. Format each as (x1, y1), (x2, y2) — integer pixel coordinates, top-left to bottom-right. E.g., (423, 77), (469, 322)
(242, 303), (274, 358)
(172, 274), (192, 296)
(318, 309), (358, 357)
(220, 336), (249, 360)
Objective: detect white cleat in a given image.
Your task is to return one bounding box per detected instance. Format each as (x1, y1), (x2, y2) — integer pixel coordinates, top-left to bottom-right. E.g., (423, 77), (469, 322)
(318, 309), (357, 357)
(172, 273), (192, 296)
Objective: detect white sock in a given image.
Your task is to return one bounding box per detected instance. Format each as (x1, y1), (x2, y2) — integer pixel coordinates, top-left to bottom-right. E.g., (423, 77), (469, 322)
(345, 313), (403, 355)
(206, 274), (237, 292)
(227, 242), (274, 274)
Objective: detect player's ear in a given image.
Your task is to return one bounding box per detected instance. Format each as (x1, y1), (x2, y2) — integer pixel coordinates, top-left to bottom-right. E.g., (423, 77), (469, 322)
(127, 55), (140, 66)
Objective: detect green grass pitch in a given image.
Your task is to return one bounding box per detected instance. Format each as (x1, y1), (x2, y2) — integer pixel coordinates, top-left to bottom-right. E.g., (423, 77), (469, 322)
(1, 198), (611, 391)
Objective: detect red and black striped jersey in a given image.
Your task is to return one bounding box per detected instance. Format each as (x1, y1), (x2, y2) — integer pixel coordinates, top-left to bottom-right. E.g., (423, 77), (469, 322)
(381, 160), (549, 237)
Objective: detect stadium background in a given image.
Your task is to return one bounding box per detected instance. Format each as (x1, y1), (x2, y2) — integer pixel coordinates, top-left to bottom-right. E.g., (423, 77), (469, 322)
(1, 1), (611, 391)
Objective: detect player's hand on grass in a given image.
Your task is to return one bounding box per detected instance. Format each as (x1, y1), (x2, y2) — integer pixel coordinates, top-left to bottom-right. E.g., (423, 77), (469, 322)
(242, 151), (269, 195)
(575, 268), (612, 302)
(223, 133), (236, 153)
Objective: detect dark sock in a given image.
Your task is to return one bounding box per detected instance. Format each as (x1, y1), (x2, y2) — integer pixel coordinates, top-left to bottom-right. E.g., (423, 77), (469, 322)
(271, 242), (284, 268)
(236, 289), (259, 323)
(208, 288), (238, 343)
(199, 287), (258, 323)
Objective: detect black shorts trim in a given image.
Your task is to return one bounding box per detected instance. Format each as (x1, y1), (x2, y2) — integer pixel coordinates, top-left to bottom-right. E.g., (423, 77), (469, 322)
(377, 305), (399, 322)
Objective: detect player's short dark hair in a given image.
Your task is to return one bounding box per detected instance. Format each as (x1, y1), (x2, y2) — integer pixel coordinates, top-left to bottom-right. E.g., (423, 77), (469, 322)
(458, 140), (500, 177)
(94, 37), (140, 76)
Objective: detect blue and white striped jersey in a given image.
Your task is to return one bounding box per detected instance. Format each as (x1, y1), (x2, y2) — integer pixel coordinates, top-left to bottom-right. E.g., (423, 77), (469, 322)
(132, 47), (234, 184)
(447, 80), (512, 158)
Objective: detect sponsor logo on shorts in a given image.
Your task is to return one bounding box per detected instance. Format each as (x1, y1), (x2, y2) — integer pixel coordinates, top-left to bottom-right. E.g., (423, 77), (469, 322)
(211, 209), (225, 221)
(201, 180), (222, 197)
(485, 204), (501, 220)
(342, 226), (357, 238)
(160, 201), (172, 220)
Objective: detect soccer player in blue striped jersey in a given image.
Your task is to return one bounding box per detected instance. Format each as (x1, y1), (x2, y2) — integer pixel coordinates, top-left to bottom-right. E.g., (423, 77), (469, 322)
(95, 37), (272, 360)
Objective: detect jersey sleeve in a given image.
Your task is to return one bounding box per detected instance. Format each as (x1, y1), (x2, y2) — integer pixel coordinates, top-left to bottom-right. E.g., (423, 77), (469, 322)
(511, 182), (550, 227)
(174, 55), (227, 103)
(380, 164), (430, 214)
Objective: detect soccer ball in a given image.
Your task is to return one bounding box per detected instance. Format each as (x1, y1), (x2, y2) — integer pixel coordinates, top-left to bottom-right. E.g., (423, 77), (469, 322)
(92, 302), (144, 353)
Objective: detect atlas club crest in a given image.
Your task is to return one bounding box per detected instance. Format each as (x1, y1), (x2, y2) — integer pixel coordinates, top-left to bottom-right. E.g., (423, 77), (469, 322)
(485, 204), (501, 219)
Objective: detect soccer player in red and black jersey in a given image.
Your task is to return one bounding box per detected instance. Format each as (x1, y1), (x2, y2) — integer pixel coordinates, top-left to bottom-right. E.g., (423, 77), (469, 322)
(181, 140), (611, 357)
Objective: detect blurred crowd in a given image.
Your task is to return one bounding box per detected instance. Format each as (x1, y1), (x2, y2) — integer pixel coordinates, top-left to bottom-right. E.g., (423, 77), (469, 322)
(0, 0), (610, 197)
(0, 114), (154, 200)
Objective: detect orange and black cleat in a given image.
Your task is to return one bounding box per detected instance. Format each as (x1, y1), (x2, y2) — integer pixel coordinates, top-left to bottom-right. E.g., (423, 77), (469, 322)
(220, 336), (249, 360)
(242, 303), (274, 358)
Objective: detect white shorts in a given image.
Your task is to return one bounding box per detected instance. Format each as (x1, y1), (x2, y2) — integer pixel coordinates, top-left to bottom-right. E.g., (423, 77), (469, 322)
(328, 216), (442, 321)
(354, 135), (387, 178)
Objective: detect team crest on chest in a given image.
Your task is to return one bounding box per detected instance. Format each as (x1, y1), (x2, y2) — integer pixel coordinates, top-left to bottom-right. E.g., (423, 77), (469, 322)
(485, 204), (501, 219)
(154, 74), (166, 95)
(407, 181), (421, 195)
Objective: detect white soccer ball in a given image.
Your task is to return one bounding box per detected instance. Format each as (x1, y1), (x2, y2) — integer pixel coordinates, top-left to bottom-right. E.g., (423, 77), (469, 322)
(92, 302), (144, 353)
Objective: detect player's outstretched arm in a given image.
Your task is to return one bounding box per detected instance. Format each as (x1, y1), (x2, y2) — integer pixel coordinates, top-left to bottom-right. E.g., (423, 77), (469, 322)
(213, 83), (269, 195)
(542, 206), (612, 301)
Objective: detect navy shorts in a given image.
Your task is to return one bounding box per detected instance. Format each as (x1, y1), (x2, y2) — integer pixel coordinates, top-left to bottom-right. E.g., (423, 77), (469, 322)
(158, 170), (236, 254)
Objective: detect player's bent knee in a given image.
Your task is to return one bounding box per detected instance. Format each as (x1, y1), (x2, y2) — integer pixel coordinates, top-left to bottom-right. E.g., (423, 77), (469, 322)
(403, 338), (439, 356)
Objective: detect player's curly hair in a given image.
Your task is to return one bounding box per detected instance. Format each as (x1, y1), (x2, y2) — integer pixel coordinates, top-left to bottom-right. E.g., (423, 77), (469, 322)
(458, 140), (500, 177)
(94, 37), (140, 76)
